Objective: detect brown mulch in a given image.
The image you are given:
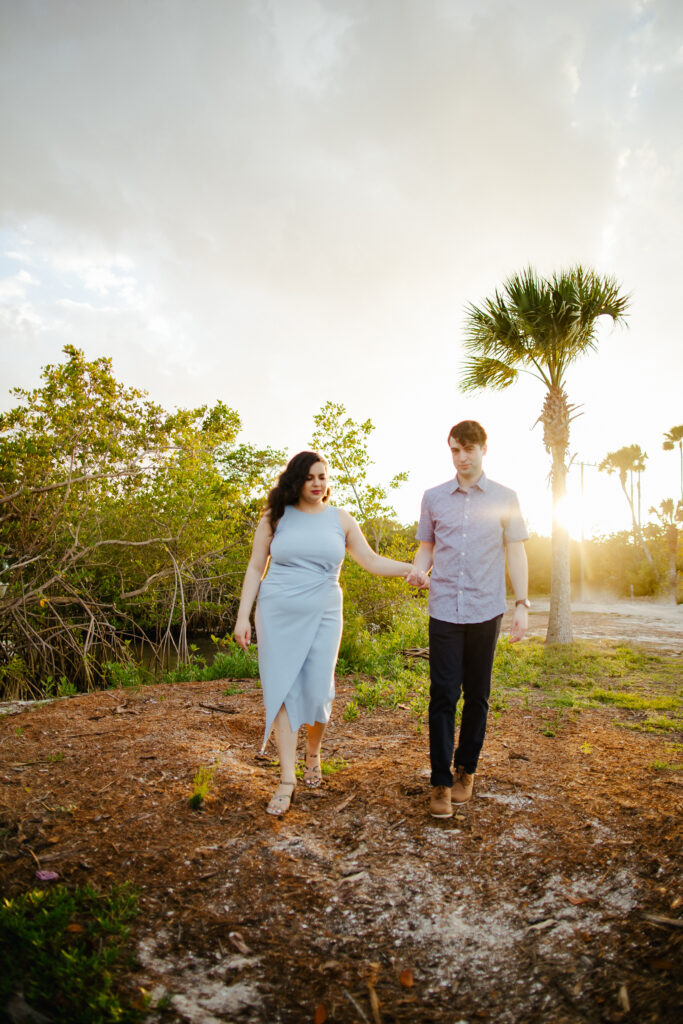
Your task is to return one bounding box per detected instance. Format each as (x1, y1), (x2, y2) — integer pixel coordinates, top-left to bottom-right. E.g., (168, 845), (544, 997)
(1, 672), (682, 1024)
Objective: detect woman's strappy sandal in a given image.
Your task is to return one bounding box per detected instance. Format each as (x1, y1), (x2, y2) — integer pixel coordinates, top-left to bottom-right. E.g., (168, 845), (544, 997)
(266, 782), (296, 816)
(304, 752), (323, 788)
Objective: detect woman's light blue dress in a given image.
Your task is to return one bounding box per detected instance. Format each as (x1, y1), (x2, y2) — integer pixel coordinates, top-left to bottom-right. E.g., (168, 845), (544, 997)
(255, 504), (346, 749)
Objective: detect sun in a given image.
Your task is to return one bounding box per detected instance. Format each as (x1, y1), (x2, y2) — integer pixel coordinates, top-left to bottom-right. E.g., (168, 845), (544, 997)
(553, 474), (634, 540)
(553, 494), (585, 540)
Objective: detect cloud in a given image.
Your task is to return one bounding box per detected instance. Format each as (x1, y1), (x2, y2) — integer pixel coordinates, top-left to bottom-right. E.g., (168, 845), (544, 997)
(1, 0), (681, 531)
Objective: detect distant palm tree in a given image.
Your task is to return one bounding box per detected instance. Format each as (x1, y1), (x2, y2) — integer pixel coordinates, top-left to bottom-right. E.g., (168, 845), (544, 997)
(599, 444), (653, 567)
(648, 498), (683, 602)
(662, 425), (683, 501)
(461, 265), (629, 644)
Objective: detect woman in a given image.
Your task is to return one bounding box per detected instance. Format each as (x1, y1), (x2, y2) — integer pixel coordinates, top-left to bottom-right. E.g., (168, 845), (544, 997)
(234, 451), (426, 816)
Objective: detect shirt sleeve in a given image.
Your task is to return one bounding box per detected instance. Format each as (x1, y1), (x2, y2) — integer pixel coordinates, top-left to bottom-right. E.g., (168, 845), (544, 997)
(416, 491), (435, 543)
(502, 490), (529, 544)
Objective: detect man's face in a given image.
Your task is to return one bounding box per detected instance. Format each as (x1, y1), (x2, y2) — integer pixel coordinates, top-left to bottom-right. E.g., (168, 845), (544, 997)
(449, 438), (486, 482)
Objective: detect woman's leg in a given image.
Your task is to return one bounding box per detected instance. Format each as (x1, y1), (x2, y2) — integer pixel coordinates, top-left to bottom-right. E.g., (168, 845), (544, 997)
(304, 721), (327, 787)
(268, 705), (298, 815)
(273, 705), (298, 784)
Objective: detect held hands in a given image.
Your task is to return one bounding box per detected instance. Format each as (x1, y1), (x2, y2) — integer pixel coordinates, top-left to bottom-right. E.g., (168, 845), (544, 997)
(234, 616), (252, 652)
(404, 566), (429, 589)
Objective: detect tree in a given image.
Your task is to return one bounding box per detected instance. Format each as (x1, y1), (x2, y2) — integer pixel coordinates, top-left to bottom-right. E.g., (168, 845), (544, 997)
(0, 347), (279, 697)
(310, 401), (408, 551)
(647, 499), (683, 602)
(662, 425), (683, 502)
(598, 444), (653, 567)
(460, 265), (629, 644)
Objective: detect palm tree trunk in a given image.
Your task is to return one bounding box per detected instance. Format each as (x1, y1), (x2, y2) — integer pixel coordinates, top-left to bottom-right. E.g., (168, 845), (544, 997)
(546, 447), (573, 644)
(619, 478), (655, 568)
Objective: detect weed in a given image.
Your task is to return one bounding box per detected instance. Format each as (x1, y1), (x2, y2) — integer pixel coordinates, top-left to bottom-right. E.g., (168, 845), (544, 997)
(14, 725), (23, 737)
(189, 762), (217, 809)
(540, 708), (565, 737)
(343, 699), (360, 722)
(580, 741), (592, 755)
(0, 882), (141, 1023)
(650, 759), (683, 771)
(222, 683), (243, 696)
(46, 752), (64, 763)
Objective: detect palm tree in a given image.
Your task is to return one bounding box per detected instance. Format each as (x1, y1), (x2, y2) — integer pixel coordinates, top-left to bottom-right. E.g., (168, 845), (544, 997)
(648, 498), (683, 602)
(460, 265), (629, 644)
(662, 425), (683, 502)
(598, 444), (653, 567)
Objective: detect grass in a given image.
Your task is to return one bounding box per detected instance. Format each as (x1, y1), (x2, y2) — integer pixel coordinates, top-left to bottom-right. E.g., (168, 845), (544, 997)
(0, 883), (141, 1023)
(189, 762), (218, 809)
(336, 618), (681, 741)
(490, 637), (681, 733)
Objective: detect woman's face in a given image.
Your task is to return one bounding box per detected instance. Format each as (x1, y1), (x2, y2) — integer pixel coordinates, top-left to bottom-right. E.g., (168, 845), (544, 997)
(299, 461), (329, 506)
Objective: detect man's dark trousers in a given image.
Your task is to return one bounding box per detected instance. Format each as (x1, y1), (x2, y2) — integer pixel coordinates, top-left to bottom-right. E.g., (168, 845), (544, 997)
(428, 614), (502, 786)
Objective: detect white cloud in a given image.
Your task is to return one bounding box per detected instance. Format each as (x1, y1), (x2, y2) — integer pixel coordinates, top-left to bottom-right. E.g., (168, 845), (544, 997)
(0, 0), (681, 533)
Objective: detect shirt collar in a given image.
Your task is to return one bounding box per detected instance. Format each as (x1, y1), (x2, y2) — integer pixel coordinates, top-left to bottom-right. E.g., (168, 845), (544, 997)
(450, 471), (488, 494)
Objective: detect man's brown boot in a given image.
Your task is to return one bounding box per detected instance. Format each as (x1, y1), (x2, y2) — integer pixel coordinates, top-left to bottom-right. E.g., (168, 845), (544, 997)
(430, 785), (453, 819)
(452, 766), (474, 804)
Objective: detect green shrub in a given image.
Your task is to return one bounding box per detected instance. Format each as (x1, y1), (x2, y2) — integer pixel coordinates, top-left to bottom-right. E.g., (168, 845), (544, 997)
(0, 883), (141, 1023)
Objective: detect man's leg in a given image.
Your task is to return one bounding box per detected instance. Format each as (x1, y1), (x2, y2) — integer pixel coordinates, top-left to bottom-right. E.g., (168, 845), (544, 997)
(428, 617), (465, 787)
(454, 614), (502, 778)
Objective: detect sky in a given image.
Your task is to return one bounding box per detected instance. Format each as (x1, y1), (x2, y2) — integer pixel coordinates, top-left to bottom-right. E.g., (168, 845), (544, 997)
(1, 0), (681, 538)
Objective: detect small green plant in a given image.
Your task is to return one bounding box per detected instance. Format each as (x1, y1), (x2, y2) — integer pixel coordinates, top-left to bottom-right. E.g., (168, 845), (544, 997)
(14, 725), (23, 737)
(44, 675), (78, 698)
(222, 683), (243, 696)
(0, 882), (141, 1023)
(189, 762), (217, 809)
(57, 676), (77, 697)
(650, 759), (683, 771)
(540, 708), (565, 737)
(46, 752), (64, 763)
(580, 740), (592, 755)
(343, 699), (360, 722)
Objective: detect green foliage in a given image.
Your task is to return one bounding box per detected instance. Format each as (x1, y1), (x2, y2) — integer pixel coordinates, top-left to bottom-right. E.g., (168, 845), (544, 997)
(0, 346), (283, 698)
(337, 600), (428, 676)
(163, 644), (259, 684)
(105, 660), (149, 689)
(311, 400), (408, 550)
(461, 265), (630, 396)
(0, 882), (141, 1023)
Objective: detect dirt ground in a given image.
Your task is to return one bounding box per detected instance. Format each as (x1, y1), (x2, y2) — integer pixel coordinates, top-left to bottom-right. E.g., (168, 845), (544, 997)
(1, 606), (682, 1024)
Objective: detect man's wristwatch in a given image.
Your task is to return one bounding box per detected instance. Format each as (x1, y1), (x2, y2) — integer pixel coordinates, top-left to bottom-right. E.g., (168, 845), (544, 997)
(515, 598), (531, 609)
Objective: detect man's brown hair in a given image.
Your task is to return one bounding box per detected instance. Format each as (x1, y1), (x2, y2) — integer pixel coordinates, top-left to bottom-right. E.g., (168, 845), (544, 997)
(448, 420), (487, 446)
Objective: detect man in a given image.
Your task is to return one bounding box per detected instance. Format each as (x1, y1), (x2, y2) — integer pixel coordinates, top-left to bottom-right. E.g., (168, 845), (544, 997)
(407, 420), (529, 819)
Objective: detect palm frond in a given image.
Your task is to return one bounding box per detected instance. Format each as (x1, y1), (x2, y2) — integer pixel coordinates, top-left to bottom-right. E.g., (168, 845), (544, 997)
(459, 357), (519, 393)
(460, 264), (630, 395)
